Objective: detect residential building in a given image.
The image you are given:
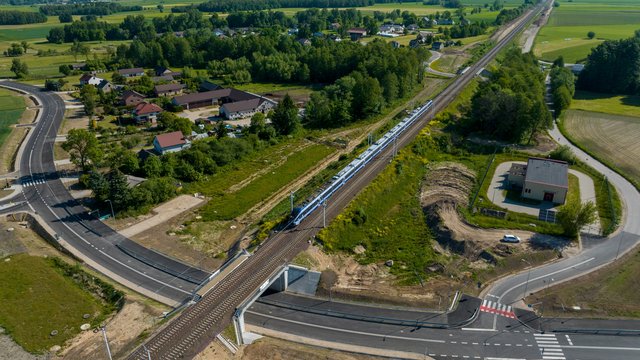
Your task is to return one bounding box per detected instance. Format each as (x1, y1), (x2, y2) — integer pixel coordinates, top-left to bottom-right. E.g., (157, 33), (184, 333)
(297, 38), (312, 46)
(154, 66), (181, 78)
(121, 90), (146, 107)
(347, 28), (367, 41)
(71, 63), (86, 71)
(133, 102), (163, 124)
(154, 83), (185, 97)
(508, 158), (569, 204)
(153, 131), (190, 155)
(220, 98), (275, 120)
(151, 75), (174, 83)
(330, 23), (341, 30)
(79, 74), (103, 86)
(96, 80), (113, 93)
(379, 24), (404, 34)
(407, 24), (419, 31)
(117, 67), (145, 78)
(432, 41), (444, 50)
(199, 81), (223, 92)
(439, 18), (455, 25)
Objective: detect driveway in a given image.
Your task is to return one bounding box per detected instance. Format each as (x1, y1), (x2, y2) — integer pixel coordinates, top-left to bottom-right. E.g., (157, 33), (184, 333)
(487, 161), (601, 233)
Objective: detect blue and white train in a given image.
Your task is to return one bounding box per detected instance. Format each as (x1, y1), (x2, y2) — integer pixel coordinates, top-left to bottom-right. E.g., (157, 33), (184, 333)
(291, 100), (434, 226)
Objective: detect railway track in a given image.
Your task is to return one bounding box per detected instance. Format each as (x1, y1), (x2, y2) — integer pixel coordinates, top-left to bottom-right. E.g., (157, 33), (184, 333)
(127, 3), (546, 359)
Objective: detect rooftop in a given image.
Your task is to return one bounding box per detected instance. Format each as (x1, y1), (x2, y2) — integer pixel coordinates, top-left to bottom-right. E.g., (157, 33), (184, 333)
(221, 98), (262, 113)
(155, 131), (186, 148)
(118, 67), (144, 75)
(525, 157), (569, 188)
(134, 102), (163, 115)
(155, 83), (184, 93)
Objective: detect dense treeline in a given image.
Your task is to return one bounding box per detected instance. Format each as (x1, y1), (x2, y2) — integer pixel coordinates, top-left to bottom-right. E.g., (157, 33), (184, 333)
(447, 22), (488, 39)
(0, 0), (56, 4)
(494, 2), (529, 25)
(195, 0), (397, 13)
(550, 64), (575, 116)
(40, 3), (142, 16)
(226, 10), (294, 29)
(577, 32), (640, 95)
(463, 48), (551, 143)
(304, 40), (425, 128)
(0, 10), (46, 25)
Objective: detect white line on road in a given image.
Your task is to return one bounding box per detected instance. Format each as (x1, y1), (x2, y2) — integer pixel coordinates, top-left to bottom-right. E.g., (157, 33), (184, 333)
(247, 310), (447, 344)
(498, 257), (596, 302)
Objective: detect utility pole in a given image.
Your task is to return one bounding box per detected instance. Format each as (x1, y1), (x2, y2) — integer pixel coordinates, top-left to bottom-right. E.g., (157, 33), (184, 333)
(322, 200), (327, 228)
(101, 326), (113, 360)
(290, 191), (295, 213)
(143, 344), (152, 360)
(521, 259), (531, 300)
(105, 199), (115, 219)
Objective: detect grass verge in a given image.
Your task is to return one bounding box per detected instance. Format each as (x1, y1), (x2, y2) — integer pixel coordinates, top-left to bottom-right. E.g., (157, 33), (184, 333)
(0, 89), (25, 147)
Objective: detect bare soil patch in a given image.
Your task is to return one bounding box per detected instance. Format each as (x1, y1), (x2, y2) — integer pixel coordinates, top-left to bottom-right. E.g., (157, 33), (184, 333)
(241, 337), (384, 360)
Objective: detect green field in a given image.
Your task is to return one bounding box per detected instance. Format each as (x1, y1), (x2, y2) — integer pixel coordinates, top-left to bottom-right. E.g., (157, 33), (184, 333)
(0, 88), (25, 147)
(189, 142), (335, 221)
(534, 0), (640, 62)
(563, 109), (640, 190)
(0, 254), (107, 353)
(571, 90), (640, 118)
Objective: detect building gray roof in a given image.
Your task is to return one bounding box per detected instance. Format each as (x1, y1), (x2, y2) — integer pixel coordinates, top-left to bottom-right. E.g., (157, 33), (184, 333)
(524, 158), (569, 188)
(172, 88), (258, 106)
(154, 83), (184, 93)
(221, 98), (262, 114)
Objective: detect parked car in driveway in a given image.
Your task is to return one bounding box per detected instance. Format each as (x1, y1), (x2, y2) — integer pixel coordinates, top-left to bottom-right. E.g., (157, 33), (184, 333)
(501, 234), (521, 243)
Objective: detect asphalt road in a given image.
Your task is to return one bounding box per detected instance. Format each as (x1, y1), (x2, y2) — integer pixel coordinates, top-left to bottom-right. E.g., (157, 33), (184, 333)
(0, 81), (210, 305)
(246, 293), (640, 360)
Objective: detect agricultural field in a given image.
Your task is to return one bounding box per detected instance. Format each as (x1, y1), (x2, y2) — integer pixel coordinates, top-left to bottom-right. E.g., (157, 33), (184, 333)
(571, 90), (640, 118)
(534, 0), (640, 62)
(0, 254), (108, 353)
(562, 109), (640, 189)
(0, 88), (25, 147)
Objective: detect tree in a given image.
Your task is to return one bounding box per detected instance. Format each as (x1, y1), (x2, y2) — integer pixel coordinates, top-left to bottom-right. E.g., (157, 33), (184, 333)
(557, 200), (597, 238)
(587, 31), (596, 40)
(59, 64), (72, 76)
(270, 94), (299, 135)
(107, 169), (131, 211)
(10, 58), (28, 78)
(157, 112), (192, 136)
(214, 120), (227, 139)
(88, 171), (110, 203)
(70, 40), (90, 61)
(80, 84), (98, 117)
(62, 128), (102, 171)
(20, 41), (29, 53)
(304, 92), (332, 128)
(142, 156), (162, 178)
(5, 43), (24, 56)
(157, 4), (164, 13)
(58, 13), (73, 23)
(552, 55), (564, 68)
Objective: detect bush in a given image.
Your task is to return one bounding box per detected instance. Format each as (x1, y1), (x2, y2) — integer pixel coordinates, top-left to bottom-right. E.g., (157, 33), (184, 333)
(549, 145), (577, 164)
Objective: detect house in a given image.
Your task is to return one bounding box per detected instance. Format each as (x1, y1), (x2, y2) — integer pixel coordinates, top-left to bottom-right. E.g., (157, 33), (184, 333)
(220, 98), (275, 120)
(379, 24), (404, 34)
(97, 80), (113, 93)
(154, 66), (181, 78)
(297, 38), (312, 46)
(439, 18), (455, 25)
(151, 75), (174, 83)
(154, 83), (185, 97)
(571, 64), (585, 74)
(432, 41), (444, 51)
(312, 31), (324, 38)
(122, 90), (146, 107)
(347, 28), (367, 41)
(330, 23), (340, 30)
(79, 74), (103, 86)
(200, 81), (223, 92)
(508, 158), (569, 204)
(117, 67), (145, 78)
(417, 31), (434, 43)
(287, 28), (298, 36)
(153, 131), (190, 155)
(407, 24), (419, 31)
(133, 102), (163, 124)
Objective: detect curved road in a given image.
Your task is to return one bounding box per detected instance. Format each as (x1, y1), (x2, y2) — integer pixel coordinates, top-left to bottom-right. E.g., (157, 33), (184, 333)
(0, 81), (210, 305)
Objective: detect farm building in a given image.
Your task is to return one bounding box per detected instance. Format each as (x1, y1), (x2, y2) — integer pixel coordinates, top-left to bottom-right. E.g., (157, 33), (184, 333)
(171, 88), (271, 111)
(151, 75), (174, 83)
(133, 102), (163, 124)
(118, 67), (145, 78)
(220, 98), (276, 120)
(121, 90), (146, 107)
(347, 28), (367, 41)
(96, 80), (113, 93)
(153, 131), (190, 155)
(432, 41), (444, 51)
(155, 84), (185, 97)
(508, 158), (568, 204)
(154, 66), (181, 78)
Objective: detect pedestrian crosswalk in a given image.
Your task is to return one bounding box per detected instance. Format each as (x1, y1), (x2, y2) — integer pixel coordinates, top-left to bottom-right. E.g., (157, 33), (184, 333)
(480, 299), (516, 319)
(534, 333), (566, 360)
(22, 179), (45, 187)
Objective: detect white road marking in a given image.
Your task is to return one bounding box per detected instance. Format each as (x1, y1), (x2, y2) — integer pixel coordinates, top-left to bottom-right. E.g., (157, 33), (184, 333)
(247, 310), (447, 344)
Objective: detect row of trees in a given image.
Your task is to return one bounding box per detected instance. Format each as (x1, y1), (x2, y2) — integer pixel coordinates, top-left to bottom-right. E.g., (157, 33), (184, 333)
(39, 3), (142, 16)
(549, 61), (575, 116)
(194, 0), (395, 13)
(577, 32), (640, 95)
(463, 48), (551, 143)
(0, 10), (46, 25)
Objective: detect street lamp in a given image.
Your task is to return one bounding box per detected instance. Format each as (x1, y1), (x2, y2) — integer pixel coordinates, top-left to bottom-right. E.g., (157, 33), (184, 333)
(521, 259), (532, 300)
(105, 199), (115, 219)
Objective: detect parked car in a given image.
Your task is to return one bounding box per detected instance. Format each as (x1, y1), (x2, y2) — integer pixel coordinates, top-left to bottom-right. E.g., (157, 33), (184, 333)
(501, 234), (521, 243)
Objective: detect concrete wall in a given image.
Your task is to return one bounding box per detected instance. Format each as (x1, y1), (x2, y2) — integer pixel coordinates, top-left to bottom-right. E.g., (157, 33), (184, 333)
(522, 182), (567, 204)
